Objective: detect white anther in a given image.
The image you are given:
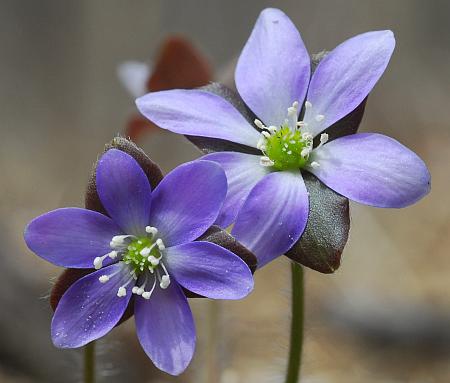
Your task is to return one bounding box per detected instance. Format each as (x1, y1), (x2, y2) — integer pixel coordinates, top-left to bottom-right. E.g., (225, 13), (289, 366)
(302, 132), (313, 141)
(117, 287), (127, 297)
(297, 121), (307, 127)
(156, 238), (165, 251)
(310, 161), (320, 168)
(142, 291), (151, 299)
(287, 150), (292, 155)
(315, 114), (325, 122)
(160, 275), (170, 289)
(260, 156), (275, 167)
(148, 256), (160, 266)
(282, 147), (287, 152)
(292, 101), (299, 109)
(132, 286), (139, 294)
(319, 133), (329, 146)
(140, 247), (151, 256)
(301, 147), (312, 157)
(145, 226), (158, 236)
(305, 101), (312, 109)
(289, 140), (296, 144)
(99, 275), (109, 283)
(287, 107), (297, 116)
(284, 143), (289, 148)
(108, 250), (118, 259)
(261, 131), (271, 139)
(93, 256), (104, 270)
(268, 126), (278, 134)
(254, 119), (266, 130)
(256, 136), (267, 150)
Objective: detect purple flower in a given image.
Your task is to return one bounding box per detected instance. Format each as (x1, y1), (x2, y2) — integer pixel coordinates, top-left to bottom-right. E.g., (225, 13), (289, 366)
(24, 147), (254, 376)
(136, 8), (431, 269)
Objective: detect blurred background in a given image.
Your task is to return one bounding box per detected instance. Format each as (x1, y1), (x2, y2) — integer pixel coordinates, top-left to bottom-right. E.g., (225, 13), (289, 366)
(1, 0), (449, 382)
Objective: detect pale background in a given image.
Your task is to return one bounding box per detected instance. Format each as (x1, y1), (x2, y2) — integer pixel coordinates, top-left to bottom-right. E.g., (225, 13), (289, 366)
(1, 1), (449, 382)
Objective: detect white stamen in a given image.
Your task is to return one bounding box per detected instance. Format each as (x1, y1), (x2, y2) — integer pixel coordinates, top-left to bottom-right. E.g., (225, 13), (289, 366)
(301, 147), (312, 157)
(110, 234), (134, 249)
(142, 277), (157, 299)
(297, 121), (307, 127)
(302, 132), (313, 141)
(145, 226), (158, 236)
(319, 133), (329, 146)
(93, 257), (103, 270)
(108, 250), (118, 259)
(99, 275), (109, 283)
(260, 156), (275, 167)
(310, 161), (320, 168)
(117, 287), (127, 297)
(305, 101), (312, 109)
(158, 262), (171, 289)
(256, 137), (266, 150)
(156, 238), (165, 251)
(254, 119), (265, 130)
(148, 255), (160, 266)
(268, 125), (278, 134)
(315, 114), (325, 122)
(282, 147), (287, 152)
(287, 150), (292, 155)
(261, 131), (271, 139)
(160, 275), (170, 289)
(132, 286), (139, 294)
(140, 247), (151, 256)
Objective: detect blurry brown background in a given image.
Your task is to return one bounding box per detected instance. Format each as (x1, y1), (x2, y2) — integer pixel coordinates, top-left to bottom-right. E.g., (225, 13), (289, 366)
(1, 1), (449, 382)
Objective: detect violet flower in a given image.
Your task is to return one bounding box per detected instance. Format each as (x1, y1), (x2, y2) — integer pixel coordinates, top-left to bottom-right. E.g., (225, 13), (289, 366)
(24, 147), (254, 375)
(136, 8), (431, 269)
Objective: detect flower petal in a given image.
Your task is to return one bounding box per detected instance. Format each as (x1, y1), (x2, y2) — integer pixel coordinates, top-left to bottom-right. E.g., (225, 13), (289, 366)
(96, 149), (152, 236)
(303, 30), (395, 137)
(165, 241), (253, 299)
(307, 133), (431, 207)
(231, 171), (309, 268)
(24, 207), (121, 268)
(135, 280), (195, 376)
(51, 263), (133, 348)
(235, 8), (310, 127)
(149, 160), (227, 247)
(136, 89), (261, 147)
(202, 151), (270, 228)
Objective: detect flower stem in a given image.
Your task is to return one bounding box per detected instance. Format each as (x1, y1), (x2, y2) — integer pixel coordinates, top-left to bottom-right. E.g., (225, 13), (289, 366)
(284, 262), (304, 383)
(84, 341), (95, 383)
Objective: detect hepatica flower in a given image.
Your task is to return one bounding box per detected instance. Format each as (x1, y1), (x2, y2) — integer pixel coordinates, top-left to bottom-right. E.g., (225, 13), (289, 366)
(24, 145), (254, 375)
(136, 8), (431, 269)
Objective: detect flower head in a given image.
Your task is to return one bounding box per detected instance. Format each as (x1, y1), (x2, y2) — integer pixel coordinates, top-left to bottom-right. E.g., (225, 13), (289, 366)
(24, 142), (254, 375)
(136, 8), (430, 271)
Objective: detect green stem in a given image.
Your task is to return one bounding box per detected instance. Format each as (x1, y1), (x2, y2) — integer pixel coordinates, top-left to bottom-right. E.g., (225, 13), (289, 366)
(284, 263), (304, 383)
(84, 341), (95, 383)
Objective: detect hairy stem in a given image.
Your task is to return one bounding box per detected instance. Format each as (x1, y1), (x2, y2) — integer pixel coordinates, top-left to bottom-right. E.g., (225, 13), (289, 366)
(284, 262), (304, 383)
(84, 341), (95, 383)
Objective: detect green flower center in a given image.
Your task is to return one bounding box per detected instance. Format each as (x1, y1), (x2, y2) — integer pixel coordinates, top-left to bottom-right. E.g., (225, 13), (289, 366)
(255, 100), (327, 171)
(122, 236), (162, 275)
(94, 226), (171, 300)
(264, 125), (311, 170)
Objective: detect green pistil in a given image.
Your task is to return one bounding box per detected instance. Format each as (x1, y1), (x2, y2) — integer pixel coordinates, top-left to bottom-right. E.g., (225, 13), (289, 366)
(265, 126), (310, 171)
(122, 237), (161, 275)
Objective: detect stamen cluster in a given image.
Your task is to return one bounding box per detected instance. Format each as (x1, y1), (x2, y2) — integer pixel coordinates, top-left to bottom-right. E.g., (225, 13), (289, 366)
(256, 101), (328, 170)
(94, 225), (171, 300)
